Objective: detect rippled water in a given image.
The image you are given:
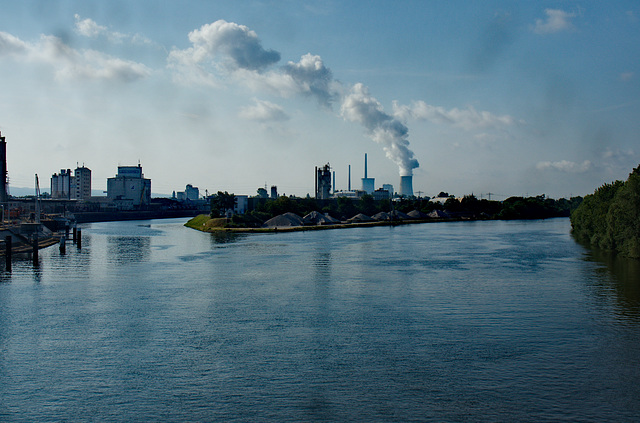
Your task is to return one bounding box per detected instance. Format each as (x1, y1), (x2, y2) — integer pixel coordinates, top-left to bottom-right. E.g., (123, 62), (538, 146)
(0, 218), (638, 421)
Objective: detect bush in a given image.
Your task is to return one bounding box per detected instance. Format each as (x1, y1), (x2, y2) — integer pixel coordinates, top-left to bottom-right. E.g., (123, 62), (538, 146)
(571, 166), (640, 258)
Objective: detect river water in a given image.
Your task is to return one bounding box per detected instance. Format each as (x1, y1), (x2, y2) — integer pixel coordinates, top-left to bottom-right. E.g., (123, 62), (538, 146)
(0, 218), (638, 422)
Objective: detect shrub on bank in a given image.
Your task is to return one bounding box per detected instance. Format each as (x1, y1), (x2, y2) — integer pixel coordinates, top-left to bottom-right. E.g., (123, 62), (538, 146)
(571, 165), (640, 258)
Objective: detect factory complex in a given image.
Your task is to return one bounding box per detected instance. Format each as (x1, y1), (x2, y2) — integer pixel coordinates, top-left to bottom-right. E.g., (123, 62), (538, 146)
(315, 153), (414, 202)
(1, 129), (425, 227)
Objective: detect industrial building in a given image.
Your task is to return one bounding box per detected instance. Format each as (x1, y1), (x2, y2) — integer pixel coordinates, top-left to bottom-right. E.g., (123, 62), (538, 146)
(361, 153), (375, 194)
(399, 175), (414, 197)
(176, 184), (200, 201)
(315, 163), (332, 200)
(50, 166), (92, 201)
(107, 164), (151, 209)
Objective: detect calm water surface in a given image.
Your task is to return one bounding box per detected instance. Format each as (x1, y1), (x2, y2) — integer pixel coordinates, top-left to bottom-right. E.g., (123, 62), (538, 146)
(0, 218), (639, 422)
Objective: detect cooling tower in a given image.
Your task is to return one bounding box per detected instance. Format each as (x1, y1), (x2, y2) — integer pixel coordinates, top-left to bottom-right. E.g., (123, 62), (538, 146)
(399, 175), (413, 197)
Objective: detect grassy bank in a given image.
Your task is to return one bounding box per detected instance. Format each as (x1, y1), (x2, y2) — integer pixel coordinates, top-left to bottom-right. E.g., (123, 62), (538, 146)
(184, 214), (449, 233)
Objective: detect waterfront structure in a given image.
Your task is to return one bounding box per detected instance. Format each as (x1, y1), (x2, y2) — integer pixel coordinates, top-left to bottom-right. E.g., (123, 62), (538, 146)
(0, 131), (8, 207)
(107, 164), (151, 209)
(177, 184), (200, 201)
(74, 166), (92, 200)
(51, 169), (74, 199)
(51, 166), (92, 201)
(315, 163), (332, 200)
(361, 154), (374, 194)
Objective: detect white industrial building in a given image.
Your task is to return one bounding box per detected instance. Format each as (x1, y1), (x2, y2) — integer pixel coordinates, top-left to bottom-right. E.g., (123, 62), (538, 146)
(107, 165), (151, 209)
(176, 184), (200, 201)
(50, 166), (92, 200)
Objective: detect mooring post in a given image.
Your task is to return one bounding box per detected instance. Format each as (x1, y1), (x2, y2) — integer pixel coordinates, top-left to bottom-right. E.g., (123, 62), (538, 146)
(72, 227), (77, 244)
(5, 235), (11, 272)
(77, 229), (81, 249)
(59, 235), (66, 255)
(32, 233), (39, 266)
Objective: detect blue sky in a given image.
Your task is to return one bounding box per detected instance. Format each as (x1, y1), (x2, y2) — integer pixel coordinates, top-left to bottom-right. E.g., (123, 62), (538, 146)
(0, 1), (638, 199)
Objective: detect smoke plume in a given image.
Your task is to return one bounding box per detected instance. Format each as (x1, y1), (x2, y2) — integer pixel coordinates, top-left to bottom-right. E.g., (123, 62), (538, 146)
(340, 83), (419, 176)
(169, 20), (420, 175)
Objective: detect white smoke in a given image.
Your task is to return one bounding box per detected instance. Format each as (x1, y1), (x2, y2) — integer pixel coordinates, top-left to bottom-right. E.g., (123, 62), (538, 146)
(169, 20), (420, 175)
(281, 53), (336, 107)
(341, 83), (419, 176)
(392, 100), (517, 131)
(169, 20), (280, 72)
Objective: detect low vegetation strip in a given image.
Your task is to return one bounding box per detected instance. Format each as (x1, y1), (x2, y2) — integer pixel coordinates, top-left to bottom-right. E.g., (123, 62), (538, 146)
(185, 214), (432, 233)
(571, 165), (640, 258)
(189, 191), (582, 234)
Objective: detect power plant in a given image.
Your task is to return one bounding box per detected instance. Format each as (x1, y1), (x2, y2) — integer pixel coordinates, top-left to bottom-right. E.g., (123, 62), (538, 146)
(315, 163), (332, 200)
(399, 175), (413, 197)
(361, 153), (375, 194)
(317, 153), (419, 200)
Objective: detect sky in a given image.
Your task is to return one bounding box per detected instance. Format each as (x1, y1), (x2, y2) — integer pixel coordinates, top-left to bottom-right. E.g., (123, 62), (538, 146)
(0, 1), (638, 199)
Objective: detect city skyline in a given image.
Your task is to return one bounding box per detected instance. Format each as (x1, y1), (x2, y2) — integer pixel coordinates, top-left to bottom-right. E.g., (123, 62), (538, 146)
(1, 1), (638, 199)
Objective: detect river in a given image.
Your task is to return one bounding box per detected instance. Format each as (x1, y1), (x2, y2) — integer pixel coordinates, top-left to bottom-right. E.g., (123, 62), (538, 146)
(1, 217), (639, 422)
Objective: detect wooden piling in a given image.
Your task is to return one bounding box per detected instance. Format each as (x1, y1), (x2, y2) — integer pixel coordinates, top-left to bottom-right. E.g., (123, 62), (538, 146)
(32, 233), (39, 266)
(5, 235), (11, 272)
(59, 235), (66, 255)
(72, 227), (77, 244)
(77, 229), (81, 249)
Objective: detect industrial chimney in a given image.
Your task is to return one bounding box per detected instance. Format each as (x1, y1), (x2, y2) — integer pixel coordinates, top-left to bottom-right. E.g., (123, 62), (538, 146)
(361, 153), (375, 194)
(399, 175), (413, 197)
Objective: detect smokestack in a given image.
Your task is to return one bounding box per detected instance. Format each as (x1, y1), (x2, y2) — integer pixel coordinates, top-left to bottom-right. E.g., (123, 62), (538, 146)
(348, 165), (351, 191)
(332, 171), (335, 194)
(364, 153), (368, 178)
(399, 175), (413, 197)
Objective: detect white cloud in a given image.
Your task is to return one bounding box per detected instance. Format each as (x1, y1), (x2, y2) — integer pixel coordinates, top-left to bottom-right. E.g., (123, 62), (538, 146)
(0, 31), (151, 82)
(171, 20), (280, 72)
(533, 9), (576, 34)
(74, 14), (109, 38)
(239, 99), (289, 122)
(281, 54), (337, 106)
(0, 31), (29, 55)
(536, 160), (592, 173)
(392, 100), (518, 131)
(168, 19), (284, 89)
(74, 14), (152, 45)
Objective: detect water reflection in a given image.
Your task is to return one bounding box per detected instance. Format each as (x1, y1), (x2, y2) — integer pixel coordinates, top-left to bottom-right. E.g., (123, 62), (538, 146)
(209, 231), (246, 245)
(583, 248), (640, 321)
(106, 236), (151, 264)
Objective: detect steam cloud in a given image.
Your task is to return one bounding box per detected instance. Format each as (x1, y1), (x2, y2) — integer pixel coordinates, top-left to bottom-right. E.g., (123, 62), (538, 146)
(170, 20), (421, 176)
(341, 84), (419, 176)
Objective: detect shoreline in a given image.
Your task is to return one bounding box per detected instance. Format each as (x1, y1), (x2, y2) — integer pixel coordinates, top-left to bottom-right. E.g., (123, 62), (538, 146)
(185, 214), (468, 233)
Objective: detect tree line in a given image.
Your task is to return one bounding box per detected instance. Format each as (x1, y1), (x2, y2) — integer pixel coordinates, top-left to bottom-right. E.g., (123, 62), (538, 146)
(571, 165), (640, 258)
(210, 190), (581, 228)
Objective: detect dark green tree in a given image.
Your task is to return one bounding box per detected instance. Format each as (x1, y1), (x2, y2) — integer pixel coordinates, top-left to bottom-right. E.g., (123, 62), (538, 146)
(210, 191), (237, 217)
(357, 194), (377, 216)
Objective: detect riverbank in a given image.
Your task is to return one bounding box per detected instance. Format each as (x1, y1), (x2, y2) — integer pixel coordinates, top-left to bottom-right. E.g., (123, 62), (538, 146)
(185, 213), (453, 233)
